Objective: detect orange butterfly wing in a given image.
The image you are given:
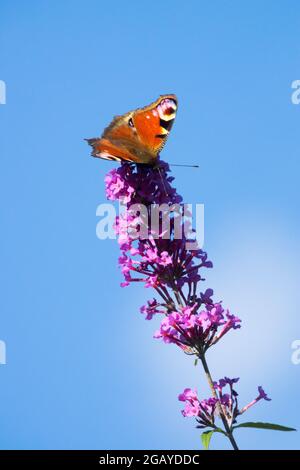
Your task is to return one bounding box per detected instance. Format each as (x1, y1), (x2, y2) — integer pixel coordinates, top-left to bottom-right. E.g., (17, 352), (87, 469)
(86, 94), (178, 164)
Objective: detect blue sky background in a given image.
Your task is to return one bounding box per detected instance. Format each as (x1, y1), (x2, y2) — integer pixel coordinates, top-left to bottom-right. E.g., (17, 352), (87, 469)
(0, 0), (299, 450)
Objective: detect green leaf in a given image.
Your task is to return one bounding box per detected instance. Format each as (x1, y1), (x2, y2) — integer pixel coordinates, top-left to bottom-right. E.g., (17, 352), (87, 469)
(194, 358), (198, 366)
(201, 430), (214, 450)
(201, 428), (226, 450)
(233, 422), (296, 432)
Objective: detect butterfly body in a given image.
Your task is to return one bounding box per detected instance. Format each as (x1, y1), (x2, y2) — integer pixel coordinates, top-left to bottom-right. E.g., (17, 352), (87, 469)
(86, 94), (177, 165)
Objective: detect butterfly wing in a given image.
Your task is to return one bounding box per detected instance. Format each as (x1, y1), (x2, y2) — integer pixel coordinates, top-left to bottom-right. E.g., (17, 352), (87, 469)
(85, 137), (138, 163)
(86, 94), (178, 165)
(132, 94), (178, 157)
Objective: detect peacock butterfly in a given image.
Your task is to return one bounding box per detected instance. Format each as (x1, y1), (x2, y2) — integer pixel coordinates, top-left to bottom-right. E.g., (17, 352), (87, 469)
(85, 94), (178, 165)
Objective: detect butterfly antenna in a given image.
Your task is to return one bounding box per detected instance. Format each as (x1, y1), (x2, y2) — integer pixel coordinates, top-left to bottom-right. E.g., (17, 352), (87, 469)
(169, 164), (199, 168)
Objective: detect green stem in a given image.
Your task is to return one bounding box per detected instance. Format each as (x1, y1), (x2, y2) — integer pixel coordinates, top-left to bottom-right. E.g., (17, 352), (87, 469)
(199, 354), (239, 451)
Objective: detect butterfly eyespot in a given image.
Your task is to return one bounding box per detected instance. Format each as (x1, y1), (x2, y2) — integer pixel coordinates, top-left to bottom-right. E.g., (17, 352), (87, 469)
(128, 118), (134, 128)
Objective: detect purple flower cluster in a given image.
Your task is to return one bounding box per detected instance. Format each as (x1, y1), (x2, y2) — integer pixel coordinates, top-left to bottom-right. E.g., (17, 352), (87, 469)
(179, 388), (218, 426)
(106, 162), (212, 294)
(153, 302), (241, 353)
(105, 162), (180, 206)
(105, 162), (240, 354)
(179, 379), (271, 430)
